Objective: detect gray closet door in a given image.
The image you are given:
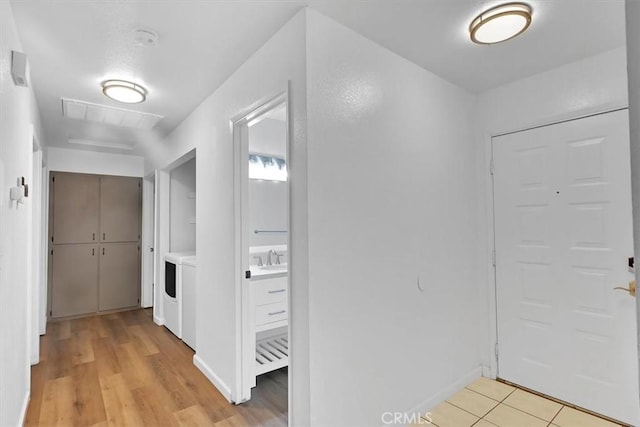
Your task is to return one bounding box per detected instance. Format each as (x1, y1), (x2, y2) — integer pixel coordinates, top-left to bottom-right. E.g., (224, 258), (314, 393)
(52, 173), (100, 244)
(51, 244), (99, 317)
(98, 242), (140, 311)
(100, 176), (141, 243)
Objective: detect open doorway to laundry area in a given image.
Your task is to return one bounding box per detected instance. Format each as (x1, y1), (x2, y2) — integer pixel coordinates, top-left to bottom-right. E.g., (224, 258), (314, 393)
(234, 93), (289, 416)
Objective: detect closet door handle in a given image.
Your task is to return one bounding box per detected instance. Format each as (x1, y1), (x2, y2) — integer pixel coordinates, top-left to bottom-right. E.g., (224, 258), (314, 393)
(102, 247), (105, 255)
(92, 248), (95, 256)
(92, 233), (95, 241)
(268, 310), (286, 316)
(103, 233), (106, 241)
(268, 289), (286, 294)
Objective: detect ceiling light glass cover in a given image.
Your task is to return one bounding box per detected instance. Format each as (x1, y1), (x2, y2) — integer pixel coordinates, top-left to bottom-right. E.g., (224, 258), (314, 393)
(469, 3), (532, 44)
(102, 79), (147, 103)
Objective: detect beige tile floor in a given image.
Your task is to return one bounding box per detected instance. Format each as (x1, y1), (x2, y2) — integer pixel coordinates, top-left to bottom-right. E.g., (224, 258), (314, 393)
(415, 377), (624, 427)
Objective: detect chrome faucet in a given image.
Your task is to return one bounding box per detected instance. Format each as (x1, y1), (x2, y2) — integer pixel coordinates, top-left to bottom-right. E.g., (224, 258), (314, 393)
(266, 249), (277, 266)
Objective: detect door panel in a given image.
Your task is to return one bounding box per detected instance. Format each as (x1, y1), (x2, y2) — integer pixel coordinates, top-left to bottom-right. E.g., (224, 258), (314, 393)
(51, 244), (99, 317)
(52, 173), (100, 244)
(99, 243), (140, 311)
(494, 110), (639, 425)
(100, 176), (141, 243)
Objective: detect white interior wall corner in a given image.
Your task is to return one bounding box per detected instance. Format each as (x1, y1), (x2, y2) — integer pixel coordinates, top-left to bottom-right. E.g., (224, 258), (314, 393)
(145, 9), (310, 423)
(0, 1), (44, 425)
(305, 9), (480, 425)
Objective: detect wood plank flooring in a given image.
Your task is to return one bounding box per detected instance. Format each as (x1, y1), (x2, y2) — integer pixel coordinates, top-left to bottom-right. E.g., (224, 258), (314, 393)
(25, 309), (287, 426)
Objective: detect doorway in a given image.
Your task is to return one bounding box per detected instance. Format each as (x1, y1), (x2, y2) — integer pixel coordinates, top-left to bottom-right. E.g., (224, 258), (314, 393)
(234, 93), (289, 408)
(493, 109), (639, 425)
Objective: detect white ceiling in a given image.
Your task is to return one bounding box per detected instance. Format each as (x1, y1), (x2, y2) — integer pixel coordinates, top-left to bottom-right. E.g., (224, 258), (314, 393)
(10, 0), (626, 155)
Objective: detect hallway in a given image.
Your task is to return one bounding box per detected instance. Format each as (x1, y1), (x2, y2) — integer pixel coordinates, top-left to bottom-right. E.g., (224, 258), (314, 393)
(25, 310), (287, 426)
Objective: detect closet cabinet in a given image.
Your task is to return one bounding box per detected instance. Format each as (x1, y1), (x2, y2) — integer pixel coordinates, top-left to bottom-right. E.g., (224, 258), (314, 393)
(50, 244), (99, 317)
(99, 242), (140, 311)
(51, 173), (100, 244)
(49, 172), (141, 318)
(100, 176), (141, 243)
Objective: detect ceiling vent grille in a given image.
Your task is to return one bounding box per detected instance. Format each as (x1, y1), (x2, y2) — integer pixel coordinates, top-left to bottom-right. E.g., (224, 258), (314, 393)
(61, 98), (163, 130)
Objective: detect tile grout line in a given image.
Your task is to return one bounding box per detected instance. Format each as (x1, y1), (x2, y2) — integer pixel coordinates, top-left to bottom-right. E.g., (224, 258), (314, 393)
(499, 399), (562, 424)
(546, 404), (564, 427)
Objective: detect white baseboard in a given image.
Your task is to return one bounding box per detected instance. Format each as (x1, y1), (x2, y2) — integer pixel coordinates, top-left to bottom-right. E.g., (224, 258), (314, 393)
(18, 390), (30, 426)
(399, 366), (483, 426)
(481, 365), (493, 379)
(153, 315), (164, 326)
(193, 354), (233, 403)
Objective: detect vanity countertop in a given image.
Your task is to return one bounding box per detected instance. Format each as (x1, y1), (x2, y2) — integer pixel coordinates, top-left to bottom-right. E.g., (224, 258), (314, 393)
(249, 263), (288, 280)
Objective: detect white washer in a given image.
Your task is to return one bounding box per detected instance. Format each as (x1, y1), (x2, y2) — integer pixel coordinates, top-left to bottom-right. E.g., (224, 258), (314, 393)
(164, 251), (195, 338)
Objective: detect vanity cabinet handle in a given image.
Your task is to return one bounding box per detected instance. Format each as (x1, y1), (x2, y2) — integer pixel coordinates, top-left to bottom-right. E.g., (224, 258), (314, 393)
(268, 289), (286, 294)
(268, 310), (286, 316)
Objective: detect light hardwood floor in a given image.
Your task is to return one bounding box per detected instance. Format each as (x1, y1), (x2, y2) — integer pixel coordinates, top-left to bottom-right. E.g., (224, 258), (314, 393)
(25, 309), (287, 426)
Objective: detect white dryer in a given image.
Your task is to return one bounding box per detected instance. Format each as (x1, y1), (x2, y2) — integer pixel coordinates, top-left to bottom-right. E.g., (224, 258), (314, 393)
(164, 251), (195, 338)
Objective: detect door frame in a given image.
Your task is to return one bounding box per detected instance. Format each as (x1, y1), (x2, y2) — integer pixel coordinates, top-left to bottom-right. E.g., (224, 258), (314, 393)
(232, 90), (289, 404)
(141, 172), (155, 308)
(485, 105), (632, 380)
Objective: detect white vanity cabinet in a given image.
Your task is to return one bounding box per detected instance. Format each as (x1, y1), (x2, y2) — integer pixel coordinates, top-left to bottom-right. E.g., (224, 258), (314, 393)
(250, 274), (289, 380)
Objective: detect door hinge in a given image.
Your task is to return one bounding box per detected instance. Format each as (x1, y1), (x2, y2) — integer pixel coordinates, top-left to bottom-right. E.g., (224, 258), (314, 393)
(50, 249), (53, 256)
(490, 158), (495, 176)
(492, 249), (496, 267)
(495, 342), (499, 361)
(52, 176), (55, 182)
(49, 310), (52, 316)
(245, 270), (251, 279)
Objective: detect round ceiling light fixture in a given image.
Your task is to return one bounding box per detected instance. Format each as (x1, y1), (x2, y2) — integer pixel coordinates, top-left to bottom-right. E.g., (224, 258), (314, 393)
(101, 79), (147, 104)
(469, 3), (532, 45)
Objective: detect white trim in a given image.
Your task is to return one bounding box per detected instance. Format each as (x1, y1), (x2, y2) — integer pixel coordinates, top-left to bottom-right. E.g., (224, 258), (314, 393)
(232, 91), (288, 404)
(18, 391), (29, 427)
(484, 106), (629, 381)
(481, 365), (492, 378)
(193, 354), (233, 403)
(394, 367), (482, 427)
(40, 162), (48, 335)
(141, 175), (155, 308)
(153, 169), (170, 324)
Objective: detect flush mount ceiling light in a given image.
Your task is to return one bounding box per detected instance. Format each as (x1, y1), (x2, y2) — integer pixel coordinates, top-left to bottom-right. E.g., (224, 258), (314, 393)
(102, 79), (147, 104)
(469, 3), (532, 45)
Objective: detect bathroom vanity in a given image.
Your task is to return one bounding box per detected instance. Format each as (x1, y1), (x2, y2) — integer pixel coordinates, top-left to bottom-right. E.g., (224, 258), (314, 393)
(249, 262), (288, 385)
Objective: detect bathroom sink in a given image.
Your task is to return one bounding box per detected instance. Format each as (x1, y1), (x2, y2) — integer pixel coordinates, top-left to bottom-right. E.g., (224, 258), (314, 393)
(260, 264), (287, 271)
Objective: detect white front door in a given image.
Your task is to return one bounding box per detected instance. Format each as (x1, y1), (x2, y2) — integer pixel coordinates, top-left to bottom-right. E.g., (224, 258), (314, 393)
(494, 109), (639, 425)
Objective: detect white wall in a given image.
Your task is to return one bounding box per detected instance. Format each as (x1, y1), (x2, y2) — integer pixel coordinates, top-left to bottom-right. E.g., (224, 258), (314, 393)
(47, 147), (144, 177)
(170, 157), (196, 252)
(142, 10), (309, 422)
(475, 47), (629, 373)
(249, 180), (287, 247)
(305, 10), (480, 425)
(0, 1), (43, 424)
(626, 0), (640, 365)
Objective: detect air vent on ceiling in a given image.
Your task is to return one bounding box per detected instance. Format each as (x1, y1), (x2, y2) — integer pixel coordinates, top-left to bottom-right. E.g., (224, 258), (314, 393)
(68, 138), (134, 151)
(61, 98), (163, 130)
